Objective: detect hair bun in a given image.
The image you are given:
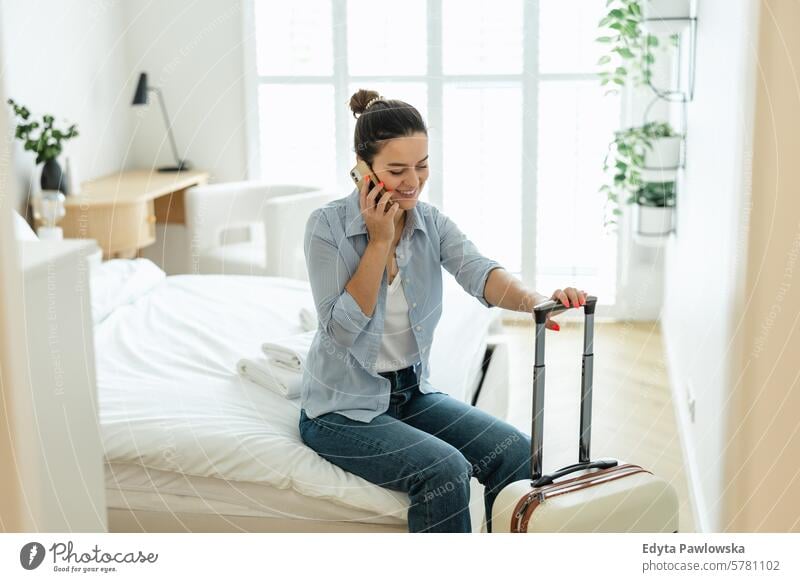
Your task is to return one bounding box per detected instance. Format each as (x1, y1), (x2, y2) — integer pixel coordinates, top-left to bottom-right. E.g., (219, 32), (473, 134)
(349, 89), (382, 118)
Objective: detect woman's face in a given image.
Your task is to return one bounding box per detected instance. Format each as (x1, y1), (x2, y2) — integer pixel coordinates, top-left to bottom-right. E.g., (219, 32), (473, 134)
(367, 131), (429, 212)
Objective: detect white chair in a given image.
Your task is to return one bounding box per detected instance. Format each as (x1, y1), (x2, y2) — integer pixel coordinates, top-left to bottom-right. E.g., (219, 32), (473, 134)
(184, 182), (338, 279)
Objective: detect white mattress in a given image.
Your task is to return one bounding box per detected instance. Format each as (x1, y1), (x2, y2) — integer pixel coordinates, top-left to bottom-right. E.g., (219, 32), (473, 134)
(105, 462), (404, 525)
(95, 270), (493, 523)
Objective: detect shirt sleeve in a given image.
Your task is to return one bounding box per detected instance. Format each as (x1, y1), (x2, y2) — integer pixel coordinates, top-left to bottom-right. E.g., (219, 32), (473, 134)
(304, 208), (372, 349)
(433, 205), (504, 308)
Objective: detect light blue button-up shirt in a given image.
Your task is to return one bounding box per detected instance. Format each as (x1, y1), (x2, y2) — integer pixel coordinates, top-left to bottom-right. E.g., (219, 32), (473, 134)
(301, 187), (504, 422)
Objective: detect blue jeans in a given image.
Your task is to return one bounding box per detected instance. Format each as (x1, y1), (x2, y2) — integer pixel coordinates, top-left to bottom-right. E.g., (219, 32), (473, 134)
(298, 365), (532, 533)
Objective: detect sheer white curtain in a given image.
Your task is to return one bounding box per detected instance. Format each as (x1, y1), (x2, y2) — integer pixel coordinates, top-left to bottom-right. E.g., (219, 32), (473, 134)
(250, 0), (622, 311)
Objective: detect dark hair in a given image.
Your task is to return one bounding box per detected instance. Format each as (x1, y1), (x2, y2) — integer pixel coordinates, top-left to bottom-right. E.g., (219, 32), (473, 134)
(349, 89), (427, 166)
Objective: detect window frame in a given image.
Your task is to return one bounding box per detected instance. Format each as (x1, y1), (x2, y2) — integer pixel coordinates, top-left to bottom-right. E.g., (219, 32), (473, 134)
(243, 0), (626, 317)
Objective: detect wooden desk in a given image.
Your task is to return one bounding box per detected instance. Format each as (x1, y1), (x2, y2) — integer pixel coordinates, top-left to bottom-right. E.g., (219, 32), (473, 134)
(59, 169), (209, 259)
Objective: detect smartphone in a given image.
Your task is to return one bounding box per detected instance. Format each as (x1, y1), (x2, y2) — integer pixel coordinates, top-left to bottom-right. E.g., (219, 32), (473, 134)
(349, 159), (387, 199)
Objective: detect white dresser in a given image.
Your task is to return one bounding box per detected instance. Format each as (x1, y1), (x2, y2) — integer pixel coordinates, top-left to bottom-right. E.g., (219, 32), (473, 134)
(17, 240), (107, 532)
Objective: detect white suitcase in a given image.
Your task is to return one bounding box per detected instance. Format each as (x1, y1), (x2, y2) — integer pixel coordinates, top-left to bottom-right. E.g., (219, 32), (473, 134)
(492, 296), (679, 533)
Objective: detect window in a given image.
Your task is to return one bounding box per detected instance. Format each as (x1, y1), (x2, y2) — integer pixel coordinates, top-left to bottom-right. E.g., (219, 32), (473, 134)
(535, 0), (621, 304)
(347, 0), (427, 76)
(250, 0), (621, 309)
(442, 84), (522, 273)
(442, 0), (523, 74)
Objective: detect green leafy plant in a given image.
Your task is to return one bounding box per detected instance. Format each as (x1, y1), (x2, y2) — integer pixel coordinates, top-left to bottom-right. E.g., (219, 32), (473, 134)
(600, 121), (677, 226)
(596, 0), (680, 94)
(596, 0), (657, 92)
(596, 1), (684, 230)
(637, 180), (676, 207)
(7, 98), (79, 164)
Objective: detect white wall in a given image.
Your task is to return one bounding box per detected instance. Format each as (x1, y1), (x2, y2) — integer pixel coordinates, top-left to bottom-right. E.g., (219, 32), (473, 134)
(0, 0), (132, 212)
(119, 0), (250, 273)
(662, 0), (760, 532)
(611, 42), (677, 321)
(120, 0), (248, 182)
(0, 0), (249, 211)
(0, 0), (251, 272)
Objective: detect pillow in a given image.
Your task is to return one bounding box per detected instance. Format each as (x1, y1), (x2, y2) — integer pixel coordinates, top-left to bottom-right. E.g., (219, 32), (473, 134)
(89, 258), (166, 324)
(13, 210), (38, 241)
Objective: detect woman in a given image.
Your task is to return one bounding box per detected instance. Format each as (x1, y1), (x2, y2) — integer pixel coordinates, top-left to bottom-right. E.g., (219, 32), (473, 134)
(299, 89), (588, 533)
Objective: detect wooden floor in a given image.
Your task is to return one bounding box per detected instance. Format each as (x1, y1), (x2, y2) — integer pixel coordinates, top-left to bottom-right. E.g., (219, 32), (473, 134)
(496, 319), (696, 533)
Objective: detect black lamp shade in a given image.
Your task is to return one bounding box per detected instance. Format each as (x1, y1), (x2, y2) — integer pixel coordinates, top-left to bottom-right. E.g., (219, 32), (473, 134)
(129, 70), (191, 172)
(132, 72), (149, 105)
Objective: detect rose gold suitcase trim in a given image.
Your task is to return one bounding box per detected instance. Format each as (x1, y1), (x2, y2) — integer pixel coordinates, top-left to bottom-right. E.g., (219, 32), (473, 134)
(509, 463), (641, 531)
(509, 463), (653, 532)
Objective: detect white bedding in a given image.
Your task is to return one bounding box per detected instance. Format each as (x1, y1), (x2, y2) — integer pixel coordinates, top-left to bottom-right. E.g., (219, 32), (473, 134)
(94, 266), (494, 523)
(104, 462), (406, 525)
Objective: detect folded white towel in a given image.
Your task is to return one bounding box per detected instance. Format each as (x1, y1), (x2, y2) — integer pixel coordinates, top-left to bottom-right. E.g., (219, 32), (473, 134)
(236, 356), (302, 399)
(261, 330), (315, 372)
(299, 307), (318, 332)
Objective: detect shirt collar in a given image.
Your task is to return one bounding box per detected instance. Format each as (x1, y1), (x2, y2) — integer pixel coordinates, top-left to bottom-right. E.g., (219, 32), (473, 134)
(344, 187), (428, 240)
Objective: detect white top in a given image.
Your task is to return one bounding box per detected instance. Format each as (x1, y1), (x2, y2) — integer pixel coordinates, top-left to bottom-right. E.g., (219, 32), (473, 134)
(375, 272), (420, 373)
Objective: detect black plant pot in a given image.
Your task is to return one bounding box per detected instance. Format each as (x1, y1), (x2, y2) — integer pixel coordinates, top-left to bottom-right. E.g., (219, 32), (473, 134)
(40, 158), (68, 194)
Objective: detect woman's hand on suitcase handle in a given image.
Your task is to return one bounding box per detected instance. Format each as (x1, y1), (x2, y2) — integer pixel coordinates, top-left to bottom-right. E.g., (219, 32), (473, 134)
(552, 287), (587, 309)
(536, 287), (588, 332)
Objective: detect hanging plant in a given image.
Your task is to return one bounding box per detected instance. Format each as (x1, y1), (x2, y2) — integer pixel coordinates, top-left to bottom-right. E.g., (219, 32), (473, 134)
(637, 180), (676, 207)
(596, 0), (680, 94)
(596, 1), (685, 236)
(600, 121), (677, 228)
(635, 181), (676, 240)
(596, 0), (657, 92)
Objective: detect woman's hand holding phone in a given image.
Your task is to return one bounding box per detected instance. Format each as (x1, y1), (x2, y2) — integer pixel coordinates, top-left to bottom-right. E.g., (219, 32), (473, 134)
(360, 175), (398, 246)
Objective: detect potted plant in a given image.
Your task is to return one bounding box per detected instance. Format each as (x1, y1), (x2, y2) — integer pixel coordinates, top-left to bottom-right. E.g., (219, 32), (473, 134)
(597, 1), (684, 242)
(597, 0), (658, 91)
(635, 180), (675, 240)
(600, 121), (680, 231)
(640, 0), (692, 35)
(7, 98), (79, 194)
(639, 122), (682, 182)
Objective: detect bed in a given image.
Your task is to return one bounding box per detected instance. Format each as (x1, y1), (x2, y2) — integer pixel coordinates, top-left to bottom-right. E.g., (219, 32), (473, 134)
(93, 260), (509, 533)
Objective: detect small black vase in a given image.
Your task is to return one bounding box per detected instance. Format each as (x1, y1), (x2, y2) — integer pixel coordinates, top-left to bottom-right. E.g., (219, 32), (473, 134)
(40, 158), (68, 194)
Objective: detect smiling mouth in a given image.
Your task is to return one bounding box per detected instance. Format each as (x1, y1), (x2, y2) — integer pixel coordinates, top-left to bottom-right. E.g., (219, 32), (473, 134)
(395, 188), (417, 198)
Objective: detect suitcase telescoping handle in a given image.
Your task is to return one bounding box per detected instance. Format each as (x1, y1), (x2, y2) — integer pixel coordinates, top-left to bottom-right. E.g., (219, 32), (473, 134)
(529, 295), (618, 488)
